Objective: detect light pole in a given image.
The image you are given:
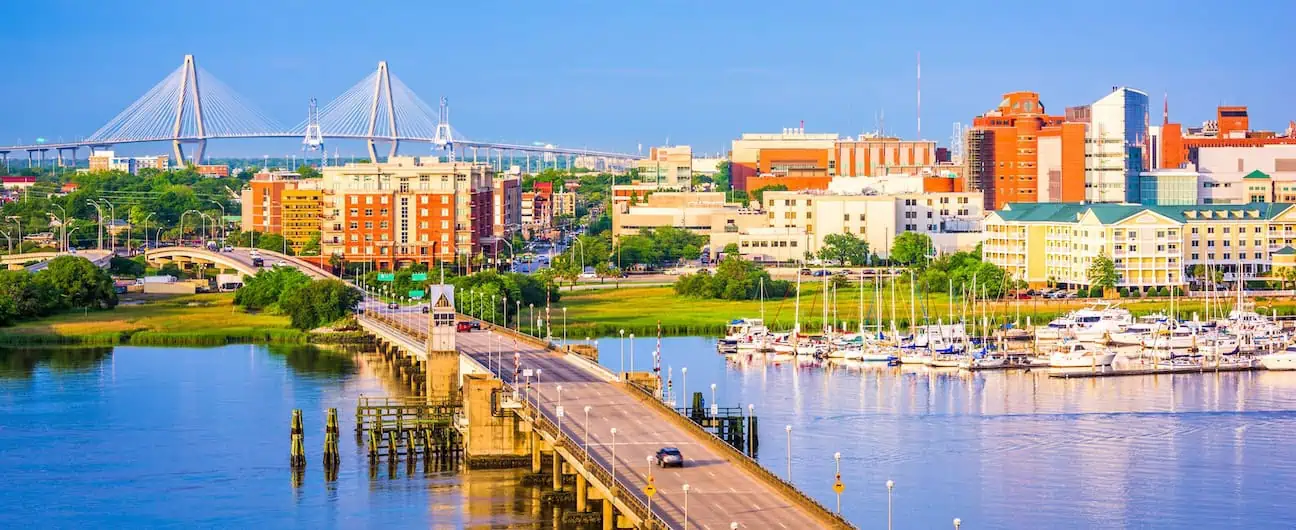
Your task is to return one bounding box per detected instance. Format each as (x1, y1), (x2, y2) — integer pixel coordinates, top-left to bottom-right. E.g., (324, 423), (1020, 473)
(833, 452), (842, 513)
(556, 404), (565, 441)
(610, 427), (617, 483)
(211, 200), (226, 243)
(785, 425), (792, 481)
(886, 480), (895, 530)
(710, 383), (717, 417)
(86, 200), (104, 250)
(529, 304), (534, 335)
(681, 367), (688, 406)
(515, 300), (521, 331)
(954, 518), (961, 530)
(645, 455), (655, 516)
(98, 199), (115, 250)
(583, 405), (591, 457)
(619, 329), (626, 379)
(141, 212), (155, 256)
(52, 204), (68, 252)
(562, 306), (568, 344)
(65, 227), (82, 251)
(629, 333), (635, 371)
(682, 484), (690, 530)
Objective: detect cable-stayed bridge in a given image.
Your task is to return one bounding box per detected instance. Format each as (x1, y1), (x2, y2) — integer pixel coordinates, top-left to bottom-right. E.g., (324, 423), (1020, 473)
(2, 55), (640, 168)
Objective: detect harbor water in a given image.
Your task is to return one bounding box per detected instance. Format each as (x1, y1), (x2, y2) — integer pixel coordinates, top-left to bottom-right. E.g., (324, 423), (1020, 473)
(3, 339), (1296, 528)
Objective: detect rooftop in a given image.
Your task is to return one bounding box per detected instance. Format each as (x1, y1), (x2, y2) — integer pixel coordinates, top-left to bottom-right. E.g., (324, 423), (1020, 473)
(994, 202), (1296, 224)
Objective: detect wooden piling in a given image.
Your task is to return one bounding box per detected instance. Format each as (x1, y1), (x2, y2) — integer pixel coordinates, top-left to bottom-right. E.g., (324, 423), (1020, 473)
(323, 408), (340, 468)
(290, 409), (306, 468)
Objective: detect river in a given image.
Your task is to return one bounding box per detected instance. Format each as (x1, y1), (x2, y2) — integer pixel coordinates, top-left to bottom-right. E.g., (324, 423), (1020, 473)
(3, 340), (1295, 528)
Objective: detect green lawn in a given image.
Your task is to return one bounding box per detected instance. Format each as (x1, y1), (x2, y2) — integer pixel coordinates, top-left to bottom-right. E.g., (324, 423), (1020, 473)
(553, 284), (1296, 337)
(0, 293), (302, 345)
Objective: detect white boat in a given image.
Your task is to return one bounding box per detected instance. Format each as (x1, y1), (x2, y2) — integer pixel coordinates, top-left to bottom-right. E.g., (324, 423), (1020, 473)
(1260, 346), (1296, 370)
(1154, 356), (1203, 370)
(1069, 303), (1133, 342)
(1034, 318), (1078, 340)
(899, 350), (930, 365)
(1108, 315), (1167, 346)
(1048, 342), (1118, 368)
(1142, 327), (1196, 351)
(959, 353), (1007, 370)
(929, 352), (967, 368)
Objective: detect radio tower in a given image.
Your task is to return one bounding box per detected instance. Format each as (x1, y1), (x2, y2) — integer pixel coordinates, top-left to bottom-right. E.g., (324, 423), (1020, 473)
(303, 97), (324, 154)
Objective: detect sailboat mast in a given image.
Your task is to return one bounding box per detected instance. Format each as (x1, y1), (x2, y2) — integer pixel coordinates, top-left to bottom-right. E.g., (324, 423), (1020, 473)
(858, 269), (865, 335)
(909, 270), (917, 334)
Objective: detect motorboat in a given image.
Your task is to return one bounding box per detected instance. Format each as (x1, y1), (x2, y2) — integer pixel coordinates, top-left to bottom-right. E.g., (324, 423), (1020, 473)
(1034, 317), (1078, 341)
(1048, 342), (1118, 368)
(1069, 303), (1133, 342)
(899, 350), (931, 365)
(1142, 326), (1196, 351)
(1108, 314), (1168, 346)
(720, 318), (771, 353)
(1260, 345), (1296, 371)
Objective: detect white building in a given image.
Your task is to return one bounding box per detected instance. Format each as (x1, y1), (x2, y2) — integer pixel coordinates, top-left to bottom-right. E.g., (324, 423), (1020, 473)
(1086, 87), (1150, 203)
(1196, 144), (1296, 204)
(763, 190), (984, 259)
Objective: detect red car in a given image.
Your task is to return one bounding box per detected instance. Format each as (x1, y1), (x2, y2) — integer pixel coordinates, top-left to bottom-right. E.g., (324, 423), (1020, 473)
(456, 322), (472, 332)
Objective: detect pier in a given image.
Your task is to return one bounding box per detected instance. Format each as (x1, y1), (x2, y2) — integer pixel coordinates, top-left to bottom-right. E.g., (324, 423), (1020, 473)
(354, 288), (852, 530)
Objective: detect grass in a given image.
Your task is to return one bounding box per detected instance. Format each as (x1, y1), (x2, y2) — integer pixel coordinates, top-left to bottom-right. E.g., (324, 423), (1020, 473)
(553, 283), (1296, 337)
(0, 293), (306, 346)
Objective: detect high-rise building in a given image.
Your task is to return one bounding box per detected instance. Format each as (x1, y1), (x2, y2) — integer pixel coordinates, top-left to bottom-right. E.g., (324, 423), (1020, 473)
(730, 128), (839, 192)
(492, 177), (521, 238)
(967, 92), (1086, 210)
(833, 136), (936, 177)
(1084, 87), (1149, 203)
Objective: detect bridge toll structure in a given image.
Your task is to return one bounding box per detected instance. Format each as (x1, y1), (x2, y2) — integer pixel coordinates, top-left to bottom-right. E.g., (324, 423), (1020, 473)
(322, 408), (340, 471)
(425, 285), (460, 403)
(289, 409), (306, 468)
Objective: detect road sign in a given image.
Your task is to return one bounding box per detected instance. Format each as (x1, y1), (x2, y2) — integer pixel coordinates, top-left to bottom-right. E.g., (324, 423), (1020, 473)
(556, 406), (564, 418)
(833, 474), (845, 494)
(409, 290), (425, 299)
(523, 369), (534, 378)
(411, 272), (428, 282)
(377, 273), (395, 282)
(644, 484), (656, 497)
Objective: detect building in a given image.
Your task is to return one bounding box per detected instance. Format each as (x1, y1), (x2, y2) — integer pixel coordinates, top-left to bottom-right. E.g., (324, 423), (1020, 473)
(551, 191), (577, 218)
(282, 186), (323, 251)
(1081, 87), (1150, 203)
(87, 150), (169, 175)
(1138, 170), (1199, 206)
(612, 191), (733, 241)
(241, 171), (303, 236)
(967, 92), (1087, 210)
(492, 177), (521, 238)
(1, 176), (36, 190)
(833, 136), (937, 178)
(319, 157), (494, 269)
(634, 146), (693, 189)
(763, 189), (984, 260)
(983, 202), (1296, 290)
(730, 128), (838, 191)
(520, 192), (550, 232)
(691, 156), (726, 176)
(1195, 144), (1296, 204)
(195, 164), (230, 178)
(1159, 106), (1296, 169)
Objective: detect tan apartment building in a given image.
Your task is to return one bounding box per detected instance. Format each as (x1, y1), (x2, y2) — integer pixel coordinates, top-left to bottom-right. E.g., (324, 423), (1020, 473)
(634, 145), (694, 189)
(763, 190), (984, 260)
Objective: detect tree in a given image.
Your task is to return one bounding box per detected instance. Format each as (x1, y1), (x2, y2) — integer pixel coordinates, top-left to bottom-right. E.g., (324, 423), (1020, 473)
(890, 232), (933, 266)
(594, 262), (612, 284)
(673, 251), (792, 301)
(817, 233), (870, 266)
(714, 161), (732, 192)
(235, 267), (311, 311)
(39, 256), (117, 310)
(750, 184), (789, 204)
(299, 232), (321, 256)
(108, 256), (146, 277)
(0, 269), (59, 323)
(295, 164), (322, 180)
(1087, 251), (1119, 292)
(278, 279), (361, 330)
(328, 253), (344, 275)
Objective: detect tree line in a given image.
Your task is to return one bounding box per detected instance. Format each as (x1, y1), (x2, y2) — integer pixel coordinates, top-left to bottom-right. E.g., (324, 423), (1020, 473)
(0, 256), (117, 326)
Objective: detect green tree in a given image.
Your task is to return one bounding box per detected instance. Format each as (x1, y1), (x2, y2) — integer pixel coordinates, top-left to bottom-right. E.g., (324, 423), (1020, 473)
(39, 256), (117, 310)
(295, 164), (322, 179)
(299, 232), (321, 256)
(714, 161), (731, 192)
(235, 267), (311, 311)
(108, 256), (147, 277)
(817, 233), (870, 266)
(890, 232), (933, 266)
(750, 184), (789, 204)
(278, 279), (361, 330)
(594, 262), (612, 284)
(0, 269), (60, 322)
(1087, 251), (1119, 292)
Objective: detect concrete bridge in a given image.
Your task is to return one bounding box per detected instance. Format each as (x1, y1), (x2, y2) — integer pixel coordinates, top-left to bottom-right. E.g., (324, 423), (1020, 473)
(144, 246), (337, 279)
(356, 299), (852, 530)
(2, 250), (114, 272)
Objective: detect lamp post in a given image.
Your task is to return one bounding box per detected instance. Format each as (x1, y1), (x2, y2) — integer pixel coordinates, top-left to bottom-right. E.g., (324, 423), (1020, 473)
(515, 300), (521, 331)
(141, 212), (155, 257)
(619, 329), (626, 380)
(583, 405), (591, 458)
(710, 383), (717, 417)
(785, 425), (792, 481)
(629, 333), (635, 371)
(51, 204), (68, 252)
(211, 200), (226, 243)
(682, 483), (690, 529)
(562, 306), (568, 344)
(833, 452), (842, 513)
(886, 480), (895, 530)
(529, 304), (534, 335)
(610, 427), (617, 483)
(681, 367), (688, 407)
(98, 199), (115, 250)
(86, 200), (104, 250)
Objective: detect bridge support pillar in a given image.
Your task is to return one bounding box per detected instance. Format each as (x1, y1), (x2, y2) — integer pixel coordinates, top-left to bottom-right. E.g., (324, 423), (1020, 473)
(602, 499), (614, 530)
(575, 473), (588, 512)
(460, 374), (529, 467)
(551, 450), (563, 490)
(425, 350), (459, 403)
(531, 430), (542, 473)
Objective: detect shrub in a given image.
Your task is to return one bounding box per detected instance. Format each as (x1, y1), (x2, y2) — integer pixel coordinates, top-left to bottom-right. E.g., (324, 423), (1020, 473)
(1118, 287), (1130, 298)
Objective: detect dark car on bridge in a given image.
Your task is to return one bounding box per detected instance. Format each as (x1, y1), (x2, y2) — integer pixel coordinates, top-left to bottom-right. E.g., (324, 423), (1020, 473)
(655, 447), (683, 468)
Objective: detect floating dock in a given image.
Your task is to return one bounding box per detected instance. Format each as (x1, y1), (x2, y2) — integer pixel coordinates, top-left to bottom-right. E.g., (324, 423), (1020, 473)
(1048, 364), (1259, 379)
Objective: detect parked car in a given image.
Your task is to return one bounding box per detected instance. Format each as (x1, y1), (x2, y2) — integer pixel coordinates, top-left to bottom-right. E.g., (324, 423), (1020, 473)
(799, 268), (812, 276)
(654, 447), (684, 468)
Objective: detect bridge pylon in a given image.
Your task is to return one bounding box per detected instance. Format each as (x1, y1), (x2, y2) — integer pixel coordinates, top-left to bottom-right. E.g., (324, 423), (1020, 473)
(365, 61), (399, 162)
(171, 54), (207, 164)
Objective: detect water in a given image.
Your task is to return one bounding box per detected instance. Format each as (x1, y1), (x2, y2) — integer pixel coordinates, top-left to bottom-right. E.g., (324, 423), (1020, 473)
(598, 336), (1296, 529)
(0, 345), (544, 528)
(5, 340), (1296, 528)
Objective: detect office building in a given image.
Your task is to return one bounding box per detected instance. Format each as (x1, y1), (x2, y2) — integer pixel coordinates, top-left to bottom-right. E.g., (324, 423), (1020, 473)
(967, 91), (1087, 210)
(1138, 170), (1199, 206)
(241, 171), (305, 237)
(833, 136), (937, 177)
(634, 145), (693, 189)
(983, 202), (1296, 289)
(1159, 106), (1296, 169)
(492, 177), (521, 238)
(1080, 87), (1150, 203)
(730, 128), (839, 191)
(88, 150), (169, 174)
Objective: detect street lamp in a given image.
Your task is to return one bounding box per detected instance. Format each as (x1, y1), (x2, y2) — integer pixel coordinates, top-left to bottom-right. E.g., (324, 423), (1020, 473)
(681, 367), (688, 406)
(583, 405), (591, 458)
(610, 427), (617, 483)
(515, 300), (521, 331)
(953, 518), (961, 530)
(682, 483), (690, 530)
(562, 306), (568, 344)
(886, 480), (895, 530)
(833, 452), (842, 513)
(710, 383), (717, 417)
(619, 329), (626, 379)
(97, 199), (115, 250)
(86, 200), (104, 250)
(629, 333), (635, 371)
(51, 204), (68, 252)
(785, 425), (792, 481)
(529, 304), (535, 335)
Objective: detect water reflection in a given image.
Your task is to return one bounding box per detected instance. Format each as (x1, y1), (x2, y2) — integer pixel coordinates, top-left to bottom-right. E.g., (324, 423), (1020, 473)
(267, 344), (358, 377)
(0, 346), (111, 379)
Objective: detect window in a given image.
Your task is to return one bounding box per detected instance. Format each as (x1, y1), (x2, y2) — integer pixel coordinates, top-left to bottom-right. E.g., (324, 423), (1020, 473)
(441, 196), (449, 204)
(349, 208), (358, 216)
(380, 221), (389, 229)
(380, 209), (388, 216)
(364, 209), (373, 216)
(349, 222), (358, 229)
(364, 222), (373, 229)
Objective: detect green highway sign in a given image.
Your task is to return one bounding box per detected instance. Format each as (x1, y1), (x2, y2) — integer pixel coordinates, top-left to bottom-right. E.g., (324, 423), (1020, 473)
(409, 290), (426, 299)
(377, 273), (395, 282)
(411, 273), (428, 282)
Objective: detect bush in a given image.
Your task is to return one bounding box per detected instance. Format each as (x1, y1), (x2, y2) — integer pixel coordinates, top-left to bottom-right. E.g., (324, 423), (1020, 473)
(278, 279), (362, 330)
(235, 267), (311, 311)
(1155, 286), (1169, 297)
(1118, 287), (1130, 298)
(1172, 286), (1185, 297)
(1089, 286), (1105, 298)
(674, 254), (792, 301)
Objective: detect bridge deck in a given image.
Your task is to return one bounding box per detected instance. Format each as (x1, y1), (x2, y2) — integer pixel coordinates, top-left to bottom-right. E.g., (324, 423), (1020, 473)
(361, 312), (834, 530)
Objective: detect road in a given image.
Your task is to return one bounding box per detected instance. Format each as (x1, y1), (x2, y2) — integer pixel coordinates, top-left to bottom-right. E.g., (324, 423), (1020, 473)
(23, 250), (113, 272)
(364, 295), (825, 529)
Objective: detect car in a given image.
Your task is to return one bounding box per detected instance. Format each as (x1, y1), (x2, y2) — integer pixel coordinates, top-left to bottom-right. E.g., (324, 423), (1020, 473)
(579, 272), (596, 279)
(251, 257), (264, 267)
(654, 447), (683, 468)
(221, 245), (234, 252)
(470, 320), (482, 330)
(456, 321), (472, 332)
(387, 302), (399, 310)
(799, 268), (812, 276)
(812, 269), (832, 277)
(421, 306), (430, 314)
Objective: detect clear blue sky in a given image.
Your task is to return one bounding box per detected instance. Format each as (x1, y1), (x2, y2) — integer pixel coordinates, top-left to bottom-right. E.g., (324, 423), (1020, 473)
(2, 0), (1291, 158)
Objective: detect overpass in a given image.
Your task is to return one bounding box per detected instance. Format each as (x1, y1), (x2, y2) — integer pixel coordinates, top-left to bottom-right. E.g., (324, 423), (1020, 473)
(356, 301), (852, 529)
(2, 250), (114, 272)
(144, 246), (337, 279)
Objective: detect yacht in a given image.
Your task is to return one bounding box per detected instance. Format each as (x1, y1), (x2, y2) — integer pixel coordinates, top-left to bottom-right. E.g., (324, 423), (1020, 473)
(1108, 314), (1168, 346)
(1048, 342), (1118, 368)
(1142, 326), (1196, 351)
(1260, 345), (1296, 371)
(929, 351), (967, 368)
(1069, 303), (1133, 342)
(1034, 317), (1079, 341)
(720, 318), (770, 353)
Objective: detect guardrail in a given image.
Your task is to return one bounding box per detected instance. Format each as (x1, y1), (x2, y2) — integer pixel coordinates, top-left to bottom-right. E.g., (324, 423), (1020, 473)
(622, 382), (856, 529)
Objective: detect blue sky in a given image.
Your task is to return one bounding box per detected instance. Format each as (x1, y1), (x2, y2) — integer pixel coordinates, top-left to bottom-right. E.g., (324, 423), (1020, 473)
(1, 0), (1291, 158)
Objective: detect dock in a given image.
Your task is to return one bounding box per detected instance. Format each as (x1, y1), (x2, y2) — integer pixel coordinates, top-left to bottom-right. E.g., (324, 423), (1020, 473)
(1048, 364), (1259, 379)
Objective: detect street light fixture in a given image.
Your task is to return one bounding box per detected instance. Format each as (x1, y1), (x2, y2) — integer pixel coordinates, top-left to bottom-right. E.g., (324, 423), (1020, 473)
(562, 306), (568, 345)
(618, 329), (626, 380)
(682, 483), (690, 530)
(629, 333), (635, 371)
(785, 425), (792, 481)
(886, 480), (895, 530)
(610, 427), (617, 483)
